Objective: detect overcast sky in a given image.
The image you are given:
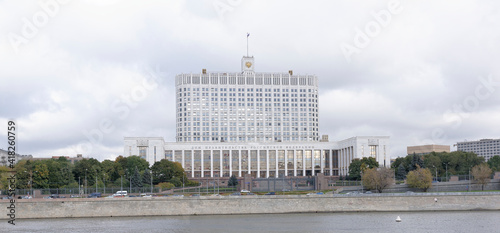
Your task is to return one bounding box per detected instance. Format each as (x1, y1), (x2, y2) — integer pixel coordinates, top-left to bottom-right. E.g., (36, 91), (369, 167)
(1, 0), (499, 161)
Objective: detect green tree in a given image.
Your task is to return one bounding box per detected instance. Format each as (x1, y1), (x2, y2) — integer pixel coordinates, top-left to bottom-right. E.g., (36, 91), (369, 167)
(487, 155), (500, 173)
(0, 166), (10, 190)
(348, 157), (379, 180)
(126, 156), (150, 174)
(151, 159), (186, 187)
(423, 152), (442, 175)
(228, 174), (238, 187)
(59, 157), (74, 187)
(396, 163), (406, 180)
(406, 166), (432, 192)
(452, 151), (484, 175)
(131, 166), (142, 188)
(142, 168), (152, 187)
(471, 163), (492, 191)
(114, 156), (127, 180)
(101, 159), (116, 183)
(393, 151), (485, 179)
(390, 157), (406, 170)
(33, 164), (50, 189)
(362, 167), (394, 193)
(409, 153), (424, 171)
(114, 155), (149, 184)
(73, 158), (102, 187)
(13, 160), (29, 189)
(43, 158), (74, 189)
(169, 176), (182, 187)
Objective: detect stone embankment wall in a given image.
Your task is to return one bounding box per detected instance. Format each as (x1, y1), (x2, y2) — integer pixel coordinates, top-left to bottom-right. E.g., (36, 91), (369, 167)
(2, 193), (500, 219)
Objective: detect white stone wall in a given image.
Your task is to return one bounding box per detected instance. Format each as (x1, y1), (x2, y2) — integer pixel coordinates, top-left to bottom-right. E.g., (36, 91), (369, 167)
(336, 136), (390, 176)
(7, 193), (500, 219)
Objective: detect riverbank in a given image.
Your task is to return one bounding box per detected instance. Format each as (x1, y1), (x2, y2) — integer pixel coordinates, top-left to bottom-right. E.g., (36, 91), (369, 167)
(3, 192), (500, 219)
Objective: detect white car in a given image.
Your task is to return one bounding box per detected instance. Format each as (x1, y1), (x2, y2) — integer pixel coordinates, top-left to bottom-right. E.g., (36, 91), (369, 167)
(113, 191), (128, 197)
(241, 189), (250, 193)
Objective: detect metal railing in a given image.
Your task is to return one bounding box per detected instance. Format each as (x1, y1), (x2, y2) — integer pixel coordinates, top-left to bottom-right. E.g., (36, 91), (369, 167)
(2, 187), (160, 196)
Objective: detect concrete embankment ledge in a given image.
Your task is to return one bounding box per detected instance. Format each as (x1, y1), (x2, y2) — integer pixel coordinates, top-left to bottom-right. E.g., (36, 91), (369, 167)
(3, 192), (500, 219)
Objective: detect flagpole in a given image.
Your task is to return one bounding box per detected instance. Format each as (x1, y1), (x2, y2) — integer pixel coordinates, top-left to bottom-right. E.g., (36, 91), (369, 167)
(246, 33), (249, 57)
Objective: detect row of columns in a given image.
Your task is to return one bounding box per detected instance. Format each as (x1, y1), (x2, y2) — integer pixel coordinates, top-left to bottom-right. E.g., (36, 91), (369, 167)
(338, 146), (353, 176)
(168, 149), (336, 178)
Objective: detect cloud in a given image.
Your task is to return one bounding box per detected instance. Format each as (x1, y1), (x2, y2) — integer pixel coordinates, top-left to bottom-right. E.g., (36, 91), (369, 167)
(1, 0), (499, 160)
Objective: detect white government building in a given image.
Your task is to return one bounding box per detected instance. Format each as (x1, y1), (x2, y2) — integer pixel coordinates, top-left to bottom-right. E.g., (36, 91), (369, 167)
(124, 56), (390, 178)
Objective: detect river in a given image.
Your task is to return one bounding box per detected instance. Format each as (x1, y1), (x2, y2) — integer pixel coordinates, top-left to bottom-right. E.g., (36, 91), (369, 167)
(4, 211), (499, 233)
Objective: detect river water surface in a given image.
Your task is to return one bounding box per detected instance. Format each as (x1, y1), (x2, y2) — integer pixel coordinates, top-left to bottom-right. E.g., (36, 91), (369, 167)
(4, 211), (499, 233)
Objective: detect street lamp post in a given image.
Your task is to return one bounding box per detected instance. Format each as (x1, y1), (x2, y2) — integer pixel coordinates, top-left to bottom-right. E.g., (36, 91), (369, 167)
(85, 169), (88, 195)
(78, 177), (81, 196)
(103, 173), (106, 194)
(432, 165), (438, 192)
(444, 163), (448, 182)
(30, 171), (33, 198)
(468, 167), (471, 192)
(150, 170), (153, 194)
(24, 170), (33, 198)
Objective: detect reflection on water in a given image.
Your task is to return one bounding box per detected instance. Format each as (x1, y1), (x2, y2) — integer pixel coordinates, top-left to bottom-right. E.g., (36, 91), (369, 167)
(4, 211), (500, 233)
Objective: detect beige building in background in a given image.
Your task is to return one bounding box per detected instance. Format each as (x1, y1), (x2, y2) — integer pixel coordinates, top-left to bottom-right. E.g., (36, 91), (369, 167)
(407, 145), (450, 155)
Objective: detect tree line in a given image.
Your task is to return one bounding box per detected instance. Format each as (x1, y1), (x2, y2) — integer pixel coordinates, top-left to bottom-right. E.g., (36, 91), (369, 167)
(348, 151), (499, 192)
(391, 151), (499, 180)
(0, 156), (198, 191)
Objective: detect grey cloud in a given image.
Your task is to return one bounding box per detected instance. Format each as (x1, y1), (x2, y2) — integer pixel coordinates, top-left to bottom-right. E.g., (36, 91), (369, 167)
(1, 0), (499, 160)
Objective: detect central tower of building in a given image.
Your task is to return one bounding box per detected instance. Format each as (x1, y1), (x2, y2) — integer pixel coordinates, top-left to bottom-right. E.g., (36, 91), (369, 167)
(175, 56), (319, 143)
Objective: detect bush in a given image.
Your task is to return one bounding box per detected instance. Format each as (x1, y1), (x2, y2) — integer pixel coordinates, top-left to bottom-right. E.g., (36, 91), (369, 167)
(186, 180), (199, 187)
(156, 182), (175, 190)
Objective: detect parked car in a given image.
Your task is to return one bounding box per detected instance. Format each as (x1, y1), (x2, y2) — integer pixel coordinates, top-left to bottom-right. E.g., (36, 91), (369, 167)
(316, 192), (324, 195)
(241, 189), (250, 193)
(88, 193), (101, 198)
(247, 192), (256, 195)
(113, 191), (128, 197)
(191, 194), (200, 197)
(365, 191), (372, 194)
(50, 194), (60, 199)
(265, 192), (275, 195)
(230, 192), (241, 196)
